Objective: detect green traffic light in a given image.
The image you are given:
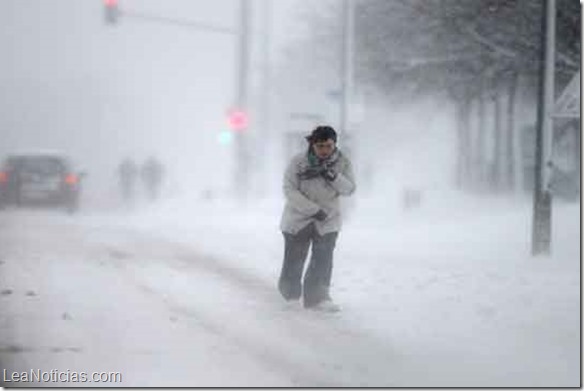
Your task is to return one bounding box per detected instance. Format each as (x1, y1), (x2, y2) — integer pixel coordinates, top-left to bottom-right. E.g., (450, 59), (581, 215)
(218, 130), (234, 145)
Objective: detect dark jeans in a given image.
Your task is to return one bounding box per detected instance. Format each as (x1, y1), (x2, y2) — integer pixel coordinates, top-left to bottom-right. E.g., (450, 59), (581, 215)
(278, 223), (338, 308)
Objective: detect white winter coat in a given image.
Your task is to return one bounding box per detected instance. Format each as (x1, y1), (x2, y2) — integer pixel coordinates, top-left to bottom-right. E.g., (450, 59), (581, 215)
(280, 149), (356, 235)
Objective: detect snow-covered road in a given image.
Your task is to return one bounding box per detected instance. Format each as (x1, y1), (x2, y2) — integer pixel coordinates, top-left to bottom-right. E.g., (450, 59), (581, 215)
(0, 192), (580, 387)
(0, 209), (412, 387)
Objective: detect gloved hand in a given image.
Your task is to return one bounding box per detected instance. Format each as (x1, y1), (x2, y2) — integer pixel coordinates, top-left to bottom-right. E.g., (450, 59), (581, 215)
(298, 166), (325, 180)
(312, 210), (328, 221)
(321, 168), (337, 181)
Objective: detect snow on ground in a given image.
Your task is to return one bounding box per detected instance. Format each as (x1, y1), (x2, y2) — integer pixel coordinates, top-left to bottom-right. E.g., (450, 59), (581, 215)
(0, 188), (579, 387)
(0, 211), (291, 387)
(78, 188), (580, 387)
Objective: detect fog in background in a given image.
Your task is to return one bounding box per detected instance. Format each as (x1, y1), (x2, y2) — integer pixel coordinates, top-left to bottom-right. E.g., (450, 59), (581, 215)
(2, 0), (244, 204)
(0, 0), (467, 209)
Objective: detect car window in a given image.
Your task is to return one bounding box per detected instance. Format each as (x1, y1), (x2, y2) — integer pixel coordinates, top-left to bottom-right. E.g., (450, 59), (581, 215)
(4, 156), (68, 176)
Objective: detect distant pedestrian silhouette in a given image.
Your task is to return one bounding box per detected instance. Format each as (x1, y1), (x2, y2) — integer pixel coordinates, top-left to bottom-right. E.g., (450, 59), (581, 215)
(118, 158), (138, 203)
(140, 156), (164, 201)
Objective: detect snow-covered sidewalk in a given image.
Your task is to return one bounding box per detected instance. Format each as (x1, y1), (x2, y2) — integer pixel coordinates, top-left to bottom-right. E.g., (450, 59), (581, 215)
(82, 190), (580, 387)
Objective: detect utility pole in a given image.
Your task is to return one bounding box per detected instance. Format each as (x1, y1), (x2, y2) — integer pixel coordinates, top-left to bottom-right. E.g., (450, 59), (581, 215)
(531, 0), (556, 256)
(233, 0), (251, 199)
(340, 0), (354, 143)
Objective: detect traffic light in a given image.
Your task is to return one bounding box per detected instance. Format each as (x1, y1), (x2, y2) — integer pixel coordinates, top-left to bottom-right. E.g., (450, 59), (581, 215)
(227, 109), (249, 132)
(217, 130), (234, 145)
(104, 0), (119, 25)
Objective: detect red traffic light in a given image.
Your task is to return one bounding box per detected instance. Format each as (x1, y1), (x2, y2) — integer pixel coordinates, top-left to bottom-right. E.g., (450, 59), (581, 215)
(104, 0), (118, 7)
(228, 109), (248, 131)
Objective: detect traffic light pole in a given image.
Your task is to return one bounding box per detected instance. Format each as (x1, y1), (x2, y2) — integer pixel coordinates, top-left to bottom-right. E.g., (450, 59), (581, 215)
(105, 0), (237, 35)
(233, 0), (251, 200)
(104, 1), (252, 200)
(120, 10), (237, 35)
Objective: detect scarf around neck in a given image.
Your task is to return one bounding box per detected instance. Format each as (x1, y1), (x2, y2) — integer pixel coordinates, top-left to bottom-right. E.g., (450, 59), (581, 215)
(307, 148), (340, 167)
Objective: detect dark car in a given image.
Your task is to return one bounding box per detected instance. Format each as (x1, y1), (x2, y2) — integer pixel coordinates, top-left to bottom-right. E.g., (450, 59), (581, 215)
(0, 152), (85, 213)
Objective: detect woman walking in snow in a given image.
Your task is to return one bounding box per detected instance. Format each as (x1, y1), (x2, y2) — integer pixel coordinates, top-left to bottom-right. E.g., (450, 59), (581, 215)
(278, 125), (356, 312)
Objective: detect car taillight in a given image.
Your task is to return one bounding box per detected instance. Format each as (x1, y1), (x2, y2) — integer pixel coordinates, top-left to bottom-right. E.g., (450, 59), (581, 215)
(64, 174), (78, 185)
(0, 171), (7, 183)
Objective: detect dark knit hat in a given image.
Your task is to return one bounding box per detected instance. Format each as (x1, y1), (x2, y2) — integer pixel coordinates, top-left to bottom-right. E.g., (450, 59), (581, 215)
(306, 125), (337, 144)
